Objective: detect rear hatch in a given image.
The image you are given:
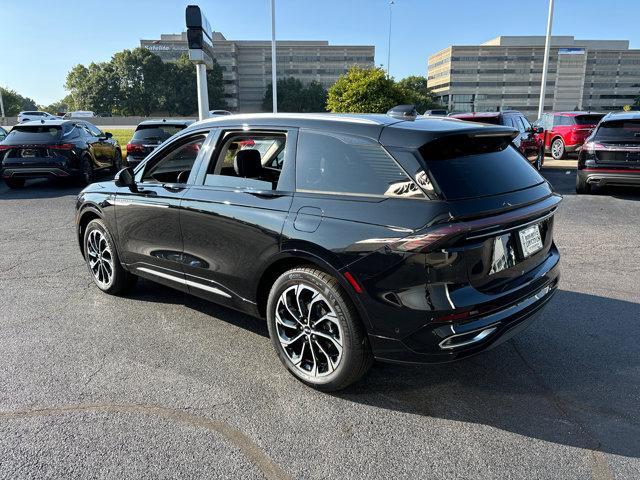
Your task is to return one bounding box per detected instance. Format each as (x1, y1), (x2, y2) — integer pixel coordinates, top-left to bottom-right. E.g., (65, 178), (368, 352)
(417, 132), (559, 294)
(127, 124), (187, 159)
(587, 118), (640, 167)
(572, 114), (605, 142)
(0, 125), (69, 166)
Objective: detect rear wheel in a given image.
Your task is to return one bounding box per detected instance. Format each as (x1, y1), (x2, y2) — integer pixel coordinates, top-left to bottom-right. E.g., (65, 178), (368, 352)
(576, 174), (591, 194)
(551, 138), (566, 160)
(111, 149), (123, 174)
(79, 156), (94, 186)
(4, 178), (25, 189)
(267, 267), (373, 391)
(534, 148), (543, 170)
(84, 219), (137, 294)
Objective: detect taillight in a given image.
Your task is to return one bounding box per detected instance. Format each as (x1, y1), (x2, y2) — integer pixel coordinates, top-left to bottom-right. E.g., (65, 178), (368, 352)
(49, 143), (75, 150)
(126, 143), (144, 154)
(581, 141), (604, 154)
(387, 224), (466, 253)
(0, 145), (12, 151)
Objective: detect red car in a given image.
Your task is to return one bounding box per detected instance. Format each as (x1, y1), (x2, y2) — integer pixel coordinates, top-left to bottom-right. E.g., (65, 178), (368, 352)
(449, 111), (544, 169)
(534, 112), (605, 160)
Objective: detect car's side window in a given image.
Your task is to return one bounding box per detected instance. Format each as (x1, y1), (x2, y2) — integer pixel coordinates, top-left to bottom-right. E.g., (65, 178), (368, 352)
(520, 116), (532, 131)
(296, 130), (425, 198)
(141, 134), (206, 184)
(514, 116), (527, 133)
(204, 131), (287, 190)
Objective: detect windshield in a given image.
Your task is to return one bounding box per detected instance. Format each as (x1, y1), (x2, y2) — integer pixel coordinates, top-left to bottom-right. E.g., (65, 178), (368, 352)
(594, 119), (640, 142)
(131, 125), (186, 143)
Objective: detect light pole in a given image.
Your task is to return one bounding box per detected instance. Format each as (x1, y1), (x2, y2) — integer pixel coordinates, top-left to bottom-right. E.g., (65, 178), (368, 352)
(0, 88), (5, 126)
(270, 0), (278, 113)
(387, 0), (394, 77)
(538, 0), (554, 118)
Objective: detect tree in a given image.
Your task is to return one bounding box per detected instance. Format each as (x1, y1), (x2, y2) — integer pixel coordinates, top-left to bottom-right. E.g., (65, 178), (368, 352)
(326, 67), (407, 113)
(63, 49), (226, 116)
(262, 77), (327, 112)
(397, 75), (444, 113)
(40, 94), (76, 115)
(0, 87), (38, 116)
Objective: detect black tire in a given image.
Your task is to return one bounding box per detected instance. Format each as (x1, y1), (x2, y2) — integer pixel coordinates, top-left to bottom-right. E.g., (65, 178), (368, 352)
(84, 219), (137, 295)
(111, 149), (123, 174)
(575, 174), (591, 195)
(4, 178), (25, 189)
(551, 137), (566, 160)
(266, 267), (373, 391)
(534, 148), (543, 170)
(78, 156), (95, 186)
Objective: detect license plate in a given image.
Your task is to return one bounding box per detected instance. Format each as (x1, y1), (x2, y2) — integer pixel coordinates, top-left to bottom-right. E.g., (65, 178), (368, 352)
(518, 224), (543, 258)
(22, 149), (36, 157)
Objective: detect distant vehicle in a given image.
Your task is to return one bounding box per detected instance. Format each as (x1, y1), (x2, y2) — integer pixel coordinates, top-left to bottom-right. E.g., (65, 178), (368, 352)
(450, 111), (544, 170)
(576, 111), (640, 194)
(125, 119), (194, 167)
(387, 104), (418, 120)
(17, 111), (60, 123)
(75, 113), (560, 391)
(209, 110), (233, 116)
(0, 120), (121, 188)
(423, 109), (448, 116)
(0, 126), (7, 142)
(533, 111), (605, 160)
(64, 111), (95, 119)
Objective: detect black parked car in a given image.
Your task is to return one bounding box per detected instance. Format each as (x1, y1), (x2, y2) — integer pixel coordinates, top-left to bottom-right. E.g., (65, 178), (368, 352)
(450, 111), (545, 169)
(75, 114), (561, 391)
(577, 111), (640, 194)
(0, 120), (121, 188)
(125, 119), (194, 167)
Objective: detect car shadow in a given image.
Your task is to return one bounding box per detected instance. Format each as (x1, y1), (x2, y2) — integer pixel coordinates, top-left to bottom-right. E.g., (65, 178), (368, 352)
(126, 279), (638, 458)
(336, 290), (640, 458)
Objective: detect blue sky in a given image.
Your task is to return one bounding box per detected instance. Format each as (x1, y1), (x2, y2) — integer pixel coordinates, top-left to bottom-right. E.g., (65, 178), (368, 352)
(2, 0), (639, 105)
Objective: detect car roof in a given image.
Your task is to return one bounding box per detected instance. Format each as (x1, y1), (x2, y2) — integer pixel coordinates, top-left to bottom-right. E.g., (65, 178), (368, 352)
(185, 113), (516, 149)
(16, 119), (70, 126)
(136, 119), (195, 127)
(601, 111), (640, 121)
(554, 111), (604, 116)
(450, 112), (501, 119)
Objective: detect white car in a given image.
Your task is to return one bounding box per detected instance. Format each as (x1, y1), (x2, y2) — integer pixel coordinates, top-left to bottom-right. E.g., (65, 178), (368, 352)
(17, 111), (60, 123)
(63, 111), (95, 119)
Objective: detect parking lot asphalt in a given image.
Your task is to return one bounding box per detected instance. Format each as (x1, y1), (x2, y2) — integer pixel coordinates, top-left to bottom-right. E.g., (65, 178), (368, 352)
(0, 168), (638, 479)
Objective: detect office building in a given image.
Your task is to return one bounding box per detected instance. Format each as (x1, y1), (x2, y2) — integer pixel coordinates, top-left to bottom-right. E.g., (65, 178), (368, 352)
(427, 36), (640, 118)
(141, 32), (375, 112)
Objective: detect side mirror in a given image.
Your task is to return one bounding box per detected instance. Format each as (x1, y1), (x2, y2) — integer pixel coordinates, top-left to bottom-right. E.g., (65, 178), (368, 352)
(533, 126), (544, 134)
(114, 167), (138, 192)
(104, 132), (113, 139)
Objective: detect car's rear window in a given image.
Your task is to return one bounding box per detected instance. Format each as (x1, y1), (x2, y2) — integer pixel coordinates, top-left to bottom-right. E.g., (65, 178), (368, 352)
(574, 114), (604, 125)
(419, 136), (544, 200)
(593, 119), (640, 142)
(455, 116), (501, 125)
(5, 125), (63, 143)
(132, 125), (186, 142)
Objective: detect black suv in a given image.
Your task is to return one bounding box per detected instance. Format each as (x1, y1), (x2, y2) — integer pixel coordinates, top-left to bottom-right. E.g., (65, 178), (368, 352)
(125, 119), (194, 167)
(75, 114), (561, 391)
(0, 120), (121, 188)
(577, 111), (640, 194)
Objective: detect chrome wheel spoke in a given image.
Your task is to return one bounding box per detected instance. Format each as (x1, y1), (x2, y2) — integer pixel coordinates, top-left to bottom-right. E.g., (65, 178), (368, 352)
(86, 229), (112, 287)
(275, 282), (343, 378)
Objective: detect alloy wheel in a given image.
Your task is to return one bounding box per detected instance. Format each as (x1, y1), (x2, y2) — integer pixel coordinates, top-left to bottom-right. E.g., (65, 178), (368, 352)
(551, 140), (563, 159)
(86, 229), (114, 288)
(275, 284), (343, 377)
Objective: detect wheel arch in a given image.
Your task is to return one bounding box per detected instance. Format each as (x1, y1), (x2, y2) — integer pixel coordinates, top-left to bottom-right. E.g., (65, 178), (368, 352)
(254, 250), (372, 330)
(77, 205), (103, 258)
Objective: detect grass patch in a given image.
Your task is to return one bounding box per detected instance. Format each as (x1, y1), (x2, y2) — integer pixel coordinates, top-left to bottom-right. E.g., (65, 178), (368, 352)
(106, 128), (134, 155)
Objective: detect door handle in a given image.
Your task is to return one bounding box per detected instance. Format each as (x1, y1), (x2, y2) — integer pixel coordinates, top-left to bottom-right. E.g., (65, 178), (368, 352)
(163, 183), (185, 192)
(248, 190), (285, 199)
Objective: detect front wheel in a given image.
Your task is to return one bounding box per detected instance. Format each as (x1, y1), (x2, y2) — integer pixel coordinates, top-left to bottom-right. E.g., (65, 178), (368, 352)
(267, 267), (373, 391)
(84, 219), (137, 294)
(551, 138), (566, 160)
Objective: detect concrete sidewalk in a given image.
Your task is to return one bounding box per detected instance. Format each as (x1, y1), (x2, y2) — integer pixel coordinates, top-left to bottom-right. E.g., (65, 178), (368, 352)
(543, 156), (577, 169)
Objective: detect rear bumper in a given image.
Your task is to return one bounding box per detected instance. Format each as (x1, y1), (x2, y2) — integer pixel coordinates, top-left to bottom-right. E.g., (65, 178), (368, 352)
(578, 168), (640, 187)
(2, 166), (78, 179)
(369, 248), (560, 364)
(564, 143), (581, 153)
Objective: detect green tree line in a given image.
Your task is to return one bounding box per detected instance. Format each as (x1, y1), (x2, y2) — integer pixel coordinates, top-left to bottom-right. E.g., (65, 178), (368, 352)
(0, 88), (38, 116)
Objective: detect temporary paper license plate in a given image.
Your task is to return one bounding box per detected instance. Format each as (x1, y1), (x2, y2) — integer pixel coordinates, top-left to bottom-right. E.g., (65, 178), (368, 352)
(518, 224), (543, 258)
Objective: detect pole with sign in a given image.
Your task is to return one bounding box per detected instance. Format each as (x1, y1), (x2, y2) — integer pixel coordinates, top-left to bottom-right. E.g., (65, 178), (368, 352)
(186, 5), (215, 121)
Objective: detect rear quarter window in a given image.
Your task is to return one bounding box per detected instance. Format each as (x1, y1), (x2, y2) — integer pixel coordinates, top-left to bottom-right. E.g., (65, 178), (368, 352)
(295, 130), (424, 198)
